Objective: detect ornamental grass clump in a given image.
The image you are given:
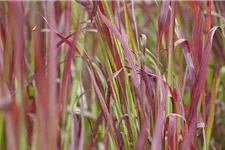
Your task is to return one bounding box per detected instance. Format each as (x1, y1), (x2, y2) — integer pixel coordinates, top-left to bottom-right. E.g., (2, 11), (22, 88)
(0, 1), (225, 150)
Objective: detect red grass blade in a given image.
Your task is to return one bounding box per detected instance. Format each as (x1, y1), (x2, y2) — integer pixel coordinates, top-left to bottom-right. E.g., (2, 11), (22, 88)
(164, 113), (188, 150)
(36, 12), (81, 55)
(46, 3), (58, 150)
(88, 66), (120, 148)
(188, 26), (221, 126)
(106, 67), (123, 82)
(206, 1), (212, 33)
(167, 115), (177, 150)
(181, 117), (197, 150)
(90, 1), (99, 21)
(87, 113), (103, 149)
(156, 1), (170, 59)
(151, 80), (167, 150)
(191, 2), (203, 71)
(99, 11), (139, 87)
(56, 33), (81, 55)
(75, 0), (91, 9)
(175, 23), (196, 82)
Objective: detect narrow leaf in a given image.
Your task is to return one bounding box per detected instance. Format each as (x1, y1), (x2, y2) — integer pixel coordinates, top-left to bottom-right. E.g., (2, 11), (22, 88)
(206, 70), (218, 149)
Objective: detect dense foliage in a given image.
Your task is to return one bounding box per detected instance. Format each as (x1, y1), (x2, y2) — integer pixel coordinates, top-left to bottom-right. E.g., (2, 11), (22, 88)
(0, 1), (225, 150)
